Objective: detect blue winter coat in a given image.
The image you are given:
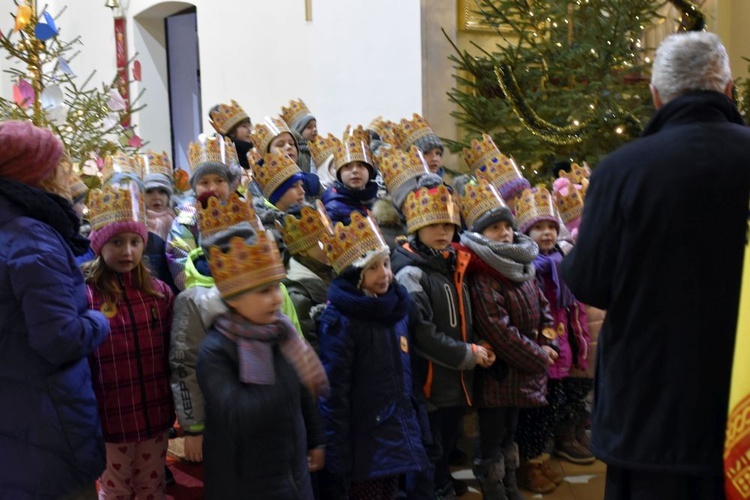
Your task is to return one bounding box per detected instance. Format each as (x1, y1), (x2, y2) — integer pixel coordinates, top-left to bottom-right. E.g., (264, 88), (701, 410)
(318, 278), (428, 481)
(0, 190), (110, 498)
(321, 180), (378, 224)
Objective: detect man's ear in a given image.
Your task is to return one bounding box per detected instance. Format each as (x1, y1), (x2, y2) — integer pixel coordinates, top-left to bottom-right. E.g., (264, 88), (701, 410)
(724, 79), (734, 99)
(650, 84), (664, 110)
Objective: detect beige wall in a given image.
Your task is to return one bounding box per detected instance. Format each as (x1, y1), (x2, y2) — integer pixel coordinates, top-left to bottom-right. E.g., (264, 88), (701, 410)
(715, 0), (750, 80)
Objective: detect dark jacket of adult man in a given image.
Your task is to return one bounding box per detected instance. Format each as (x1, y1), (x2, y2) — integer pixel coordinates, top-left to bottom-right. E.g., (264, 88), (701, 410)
(561, 90), (750, 476)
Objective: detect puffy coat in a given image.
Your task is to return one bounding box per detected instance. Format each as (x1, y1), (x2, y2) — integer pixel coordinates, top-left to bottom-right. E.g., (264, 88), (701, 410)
(0, 189), (110, 498)
(283, 256), (332, 351)
(321, 180), (378, 224)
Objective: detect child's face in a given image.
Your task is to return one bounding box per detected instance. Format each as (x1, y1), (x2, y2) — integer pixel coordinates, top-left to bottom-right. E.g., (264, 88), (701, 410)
(417, 223), (455, 251)
(227, 281), (283, 325)
(360, 255), (392, 296)
(275, 180), (305, 211)
(269, 132), (298, 162)
(339, 162), (370, 190)
(300, 241), (330, 265)
(100, 232), (144, 274)
(145, 188), (169, 212)
(195, 173), (230, 202)
(301, 119), (318, 141)
(528, 220), (559, 254)
(481, 221), (514, 244)
(232, 120), (252, 142)
(423, 147), (443, 174)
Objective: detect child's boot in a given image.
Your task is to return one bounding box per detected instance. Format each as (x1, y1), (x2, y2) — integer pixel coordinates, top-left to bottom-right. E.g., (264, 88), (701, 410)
(502, 444), (524, 500)
(554, 422), (596, 464)
(539, 455), (565, 485)
(516, 454), (556, 494)
(472, 456), (508, 500)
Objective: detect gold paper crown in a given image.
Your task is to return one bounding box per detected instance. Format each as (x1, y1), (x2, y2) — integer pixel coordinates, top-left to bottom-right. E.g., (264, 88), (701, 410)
(209, 100), (249, 136)
(402, 184), (461, 234)
(187, 135), (239, 174)
(553, 186), (584, 226)
(208, 229), (286, 299)
(138, 150), (173, 180)
(88, 182), (147, 232)
(515, 187), (559, 232)
(308, 133), (338, 167)
(197, 193), (259, 240)
(394, 113), (436, 150)
(256, 152), (302, 200)
(466, 134), (528, 200)
(102, 152), (142, 184)
(558, 162), (592, 196)
(374, 146), (429, 196)
(280, 98), (313, 129)
(251, 116), (293, 154)
(333, 125), (372, 171)
(459, 182), (509, 231)
(367, 116), (394, 139)
(322, 211), (389, 274)
(277, 204), (333, 255)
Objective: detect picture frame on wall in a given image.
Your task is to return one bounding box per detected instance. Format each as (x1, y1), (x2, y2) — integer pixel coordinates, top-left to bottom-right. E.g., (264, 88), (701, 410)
(457, 0), (495, 32)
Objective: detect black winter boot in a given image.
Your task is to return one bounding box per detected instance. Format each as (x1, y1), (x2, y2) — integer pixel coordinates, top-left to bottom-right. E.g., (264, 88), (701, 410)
(472, 455), (508, 500)
(502, 443), (524, 500)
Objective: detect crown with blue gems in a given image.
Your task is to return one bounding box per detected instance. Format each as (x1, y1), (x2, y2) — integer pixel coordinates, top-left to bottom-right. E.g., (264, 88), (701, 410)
(333, 125), (372, 171)
(464, 134), (529, 203)
(402, 184), (461, 234)
(209, 100), (250, 136)
(88, 182), (147, 232)
(322, 210), (389, 274)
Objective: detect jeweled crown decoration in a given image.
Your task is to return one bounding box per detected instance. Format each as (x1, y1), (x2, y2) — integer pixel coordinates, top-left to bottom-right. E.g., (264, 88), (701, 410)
(374, 145), (429, 196)
(197, 193), (259, 240)
(209, 99), (249, 136)
(277, 204), (333, 255)
(333, 125), (372, 171)
(102, 151), (142, 184)
(208, 229), (286, 299)
(558, 162), (591, 197)
(553, 185), (584, 227)
(256, 152), (302, 200)
(251, 116), (293, 154)
(187, 135), (239, 174)
(515, 187), (559, 232)
(402, 184), (461, 234)
(138, 150), (173, 180)
(280, 98), (312, 129)
(69, 176), (88, 201)
(459, 182), (509, 231)
(394, 113), (436, 151)
(322, 211), (389, 274)
(88, 182), (147, 232)
(308, 133), (338, 167)
(367, 116), (394, 139)
(465, 134), (529, 201)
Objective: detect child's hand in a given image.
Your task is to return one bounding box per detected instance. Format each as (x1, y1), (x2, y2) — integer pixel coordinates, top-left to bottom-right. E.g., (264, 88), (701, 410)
(183, 434), (203, 463)
(542, 346), (558, 366)
(476, 345), (495, 368)
(307, 447), (325, 472)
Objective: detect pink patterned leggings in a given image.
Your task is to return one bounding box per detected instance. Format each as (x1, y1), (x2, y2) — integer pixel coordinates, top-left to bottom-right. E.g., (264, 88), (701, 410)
(98, 431), (169, 500)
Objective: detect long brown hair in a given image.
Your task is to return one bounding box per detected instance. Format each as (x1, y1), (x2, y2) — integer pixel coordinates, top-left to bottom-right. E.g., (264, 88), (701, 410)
(82, 256), (164, 305)
(38, 153), (72, 200)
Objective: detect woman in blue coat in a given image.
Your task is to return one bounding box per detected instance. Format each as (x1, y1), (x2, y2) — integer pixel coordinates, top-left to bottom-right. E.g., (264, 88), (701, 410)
(0, 121), (110, 498)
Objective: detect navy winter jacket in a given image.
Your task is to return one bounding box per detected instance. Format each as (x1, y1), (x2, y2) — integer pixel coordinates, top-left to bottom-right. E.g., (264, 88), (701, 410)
(321, 180), (378, 224)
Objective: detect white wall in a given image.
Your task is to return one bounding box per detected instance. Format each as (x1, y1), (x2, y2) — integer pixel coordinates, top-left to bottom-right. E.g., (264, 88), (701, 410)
(2, 0), (422, 159)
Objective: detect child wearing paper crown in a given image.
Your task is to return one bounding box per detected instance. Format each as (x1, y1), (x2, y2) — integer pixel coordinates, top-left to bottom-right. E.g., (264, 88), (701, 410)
(196, 221), (328, 499)
(321, 125), (379, 224)
(317, 210), (428, 500)
(454, 180), (557, 500)
(82, 182), (175, 499)
(280, 98), (318, 173)
(390, 174), (496, 499)
(395, 113), (445, 176)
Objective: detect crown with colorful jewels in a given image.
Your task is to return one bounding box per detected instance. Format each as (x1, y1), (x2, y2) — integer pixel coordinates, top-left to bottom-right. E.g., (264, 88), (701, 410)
(187, 135), (239, 174)
(558, 162), (592, 197)
(208, 228), (286, 299)
(256, 152), (302, 200)
(308, 133), (338, 167)
(137, 150), (173, 180)
(374, 145), (429, 197)
(322, 211), (389, 274)
(333, 125), (372, 171)
(277, 203), (334, 256)
(394, 113), (436, 151)
(367, 116), (395, 139)
(402, 184), (461, 234)
(515, 187), (560, 234)
(88, 182), (147, 232)
(552, 184), (584, 229)
(280, 98), (313, 130)
(465, 134), (529, 202)
(250, 116), (293, 154)
(209, 99), (250, 136)
(197, 192), (259, 240)
(459, 182), (510, 231)
(102, 151), (142, 184)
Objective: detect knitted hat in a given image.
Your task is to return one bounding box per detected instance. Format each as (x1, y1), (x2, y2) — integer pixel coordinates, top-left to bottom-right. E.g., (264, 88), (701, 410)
(515, 187), (561, 234)
(280, 99), (316, 136)
(138, 150), (174, 197)
(0, 121), (64, 187)
(394, 113), (443, 154)
(269, 172), (305, 205)
(187, 135), (238, 190)
(88, 183), (149, 254)
(256, 152), (303, 202)
(458, 181), (516, 233)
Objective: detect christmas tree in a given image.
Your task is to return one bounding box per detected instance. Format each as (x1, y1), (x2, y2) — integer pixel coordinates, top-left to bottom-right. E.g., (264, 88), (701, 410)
(0, 0), (143, 186)
(446, 0), (704, 184)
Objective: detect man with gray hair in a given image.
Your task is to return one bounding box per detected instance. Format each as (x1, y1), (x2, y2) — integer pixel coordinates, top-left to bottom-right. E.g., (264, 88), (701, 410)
(561, 31), (750, 499)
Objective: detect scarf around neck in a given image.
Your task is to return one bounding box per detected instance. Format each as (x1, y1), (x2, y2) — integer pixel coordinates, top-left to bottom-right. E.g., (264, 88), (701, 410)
(327, 277), (410, 324)
(534, 250), (574, 308)
(461, 231), (537, 282)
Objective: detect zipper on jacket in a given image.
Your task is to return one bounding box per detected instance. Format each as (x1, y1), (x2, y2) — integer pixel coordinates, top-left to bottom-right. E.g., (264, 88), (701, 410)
(118, 273), (153, 437)
(454, 249), (472, 407)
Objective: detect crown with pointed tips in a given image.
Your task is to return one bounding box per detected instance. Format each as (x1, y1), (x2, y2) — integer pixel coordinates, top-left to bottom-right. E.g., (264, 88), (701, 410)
(256, 152), (302, 200)
(515, 187), (560, 234)
(88, 182), (147, 232)
(367, 116), (394, 139)
(374, 146), (429, 197)
(197, 192), (259, 240)
(333, 125), (372, 171)
(277, 203), (334, 255)
(308, 133), (338, 167)
(394, 113), (436, 151)
(553, 185), (584, 229)
(187, 134), (239, 174)
(459, 182), (510, 231)
(402, 184), (461, 234)
(102, 152), (142, 184)
(208, 229), (286, 299)
(322, 211), (389, 274)
(280, 98), (313, 130)
(137, 150), (173, 180)
(250, 116), (293, 154)
(209, 100), (250, 136)
(558, 162), (591, 197)
(465, 134), (529, 202)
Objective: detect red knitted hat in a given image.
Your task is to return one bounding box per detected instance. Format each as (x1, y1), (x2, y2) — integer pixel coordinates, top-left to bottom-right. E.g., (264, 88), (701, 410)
(89, 220), (149, 255)
(0, 121), (64, 187)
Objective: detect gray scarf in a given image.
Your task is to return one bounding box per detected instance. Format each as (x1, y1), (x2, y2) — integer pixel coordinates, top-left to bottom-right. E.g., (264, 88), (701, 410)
(461, 231), (538, 282)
